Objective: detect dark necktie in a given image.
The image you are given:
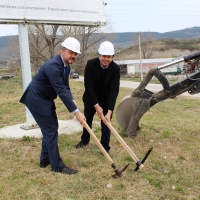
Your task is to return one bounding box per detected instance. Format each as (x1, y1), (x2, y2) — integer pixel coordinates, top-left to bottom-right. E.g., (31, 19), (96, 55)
(64, 66), (69, 81)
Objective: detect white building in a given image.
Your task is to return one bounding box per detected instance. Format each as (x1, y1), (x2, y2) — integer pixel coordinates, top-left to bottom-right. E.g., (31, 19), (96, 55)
(115, 58), (184, 75)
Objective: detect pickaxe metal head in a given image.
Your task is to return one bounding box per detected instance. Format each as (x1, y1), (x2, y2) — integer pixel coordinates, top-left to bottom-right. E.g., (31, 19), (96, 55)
(134, 147), (153, 171)
(111, 163), (130, 178)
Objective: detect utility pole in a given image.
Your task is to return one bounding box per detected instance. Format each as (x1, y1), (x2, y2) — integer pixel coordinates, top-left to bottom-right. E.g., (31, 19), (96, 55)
(138, 33), (143, 80)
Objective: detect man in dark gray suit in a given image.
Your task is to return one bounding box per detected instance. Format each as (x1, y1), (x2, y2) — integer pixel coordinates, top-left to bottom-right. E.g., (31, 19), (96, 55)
(74, 41), (120, 152)
(20, 37), (86, 175)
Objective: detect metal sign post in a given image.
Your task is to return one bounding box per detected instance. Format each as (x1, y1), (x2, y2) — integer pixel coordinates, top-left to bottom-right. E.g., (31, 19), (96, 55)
(18, 23), (38, 130)
(0, 0), (107, 130)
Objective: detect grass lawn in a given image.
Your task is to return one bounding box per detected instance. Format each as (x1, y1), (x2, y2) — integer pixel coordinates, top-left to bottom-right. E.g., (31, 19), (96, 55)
(0, 76), (200, 200)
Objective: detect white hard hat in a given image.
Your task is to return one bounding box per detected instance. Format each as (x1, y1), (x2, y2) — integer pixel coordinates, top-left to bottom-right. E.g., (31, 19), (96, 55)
(98, 41), (115, 55)
(61, 37), (81, 54)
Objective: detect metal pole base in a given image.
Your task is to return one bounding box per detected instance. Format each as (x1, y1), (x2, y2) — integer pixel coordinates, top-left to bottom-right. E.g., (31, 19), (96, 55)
(20, 124), (39, 130)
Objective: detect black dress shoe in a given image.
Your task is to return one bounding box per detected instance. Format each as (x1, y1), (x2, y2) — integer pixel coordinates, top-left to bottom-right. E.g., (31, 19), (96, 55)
(59, 167), (78, 175)
(74, 141), (88, 149)
(40, 160), (50, 168)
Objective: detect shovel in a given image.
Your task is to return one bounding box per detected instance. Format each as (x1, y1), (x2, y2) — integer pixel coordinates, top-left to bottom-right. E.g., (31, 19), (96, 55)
(83, 122), (129, 178)
(104, 120), (153, 171)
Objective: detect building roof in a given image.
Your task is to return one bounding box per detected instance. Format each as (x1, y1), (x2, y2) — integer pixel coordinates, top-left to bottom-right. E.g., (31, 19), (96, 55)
(114, 58), (175, 65)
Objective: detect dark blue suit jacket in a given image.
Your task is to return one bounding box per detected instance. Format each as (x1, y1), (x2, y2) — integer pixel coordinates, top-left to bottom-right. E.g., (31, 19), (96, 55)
(20, 55), (77, 116)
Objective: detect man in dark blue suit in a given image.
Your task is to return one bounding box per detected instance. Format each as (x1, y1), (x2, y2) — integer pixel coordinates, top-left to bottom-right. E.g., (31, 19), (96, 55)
(20, 37), (86, 175)
(74, 41), (120, 152)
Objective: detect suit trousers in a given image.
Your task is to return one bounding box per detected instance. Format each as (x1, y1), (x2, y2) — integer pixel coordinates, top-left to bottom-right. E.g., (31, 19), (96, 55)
(81, 105), (111, 152)
(29, 108), (65, 171)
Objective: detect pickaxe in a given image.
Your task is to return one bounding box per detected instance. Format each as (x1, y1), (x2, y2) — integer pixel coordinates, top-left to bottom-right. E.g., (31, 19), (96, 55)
(83, 122), (129, 178)
(105, 120), (153, 171)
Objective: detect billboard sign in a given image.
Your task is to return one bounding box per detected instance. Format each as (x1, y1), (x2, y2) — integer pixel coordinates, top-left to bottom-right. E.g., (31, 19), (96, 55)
(0, 0), (106, 26)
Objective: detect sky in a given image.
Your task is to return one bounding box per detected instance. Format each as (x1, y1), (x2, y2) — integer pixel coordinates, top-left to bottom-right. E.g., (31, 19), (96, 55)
(0, 0), (200, 36)
(105, 0), (200, 33)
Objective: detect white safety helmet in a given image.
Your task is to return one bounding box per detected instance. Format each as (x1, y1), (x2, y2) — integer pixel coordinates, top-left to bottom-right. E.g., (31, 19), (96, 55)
(98, 41), (115, 55)
(61, 37), (81, 54)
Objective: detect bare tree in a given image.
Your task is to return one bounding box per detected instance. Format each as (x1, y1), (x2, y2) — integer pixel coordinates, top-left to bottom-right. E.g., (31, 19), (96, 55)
(6, 36), (20, 73)
(76, 27), (106, 73)
(133, 33), (157, 59)
(28, 25), (63, 73)
(58, 25), (113, 73)
(28, 24), (110, 74)
(140, 34), (155, 59)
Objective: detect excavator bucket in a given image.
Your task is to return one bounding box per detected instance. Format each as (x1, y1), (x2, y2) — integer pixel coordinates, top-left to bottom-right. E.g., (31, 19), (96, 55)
(116, 92), (152, 138)
(116, 67), (162, 138)
(116, 51), (200, 138)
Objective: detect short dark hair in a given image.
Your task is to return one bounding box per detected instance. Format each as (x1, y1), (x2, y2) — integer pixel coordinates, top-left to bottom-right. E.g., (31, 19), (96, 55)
(99, 54), (114, 57)
(61, 46), (66, 50)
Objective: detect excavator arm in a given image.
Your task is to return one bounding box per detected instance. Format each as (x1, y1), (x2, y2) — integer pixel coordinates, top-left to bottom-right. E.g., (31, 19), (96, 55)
(116, 51), (200, 138)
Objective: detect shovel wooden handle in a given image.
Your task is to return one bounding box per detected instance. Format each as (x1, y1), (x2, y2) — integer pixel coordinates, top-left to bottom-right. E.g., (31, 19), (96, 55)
(84, 122), (114, 165)
(83, 122), (130, 178)
(106, 121), (144, 170)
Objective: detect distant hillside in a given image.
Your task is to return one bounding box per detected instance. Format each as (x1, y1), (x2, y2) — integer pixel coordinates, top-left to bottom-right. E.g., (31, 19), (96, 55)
(158, 27), (200, 39)
(103, 27), (200, 48)
(0, 26), (200, 63)
(0, 35), (18, 49)
(0, 27), (200, 50)
(102, 26), (200, 43)
(0, 35), (18, 50)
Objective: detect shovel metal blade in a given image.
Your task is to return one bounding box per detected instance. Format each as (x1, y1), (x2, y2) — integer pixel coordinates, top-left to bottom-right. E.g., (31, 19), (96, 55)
(116, 97), (151, 138)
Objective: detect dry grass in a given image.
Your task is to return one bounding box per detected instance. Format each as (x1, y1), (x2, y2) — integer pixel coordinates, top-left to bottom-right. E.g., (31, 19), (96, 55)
(0, 76), (200, 200)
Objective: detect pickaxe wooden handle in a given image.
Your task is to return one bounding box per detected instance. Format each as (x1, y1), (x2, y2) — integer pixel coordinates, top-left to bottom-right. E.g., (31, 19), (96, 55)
(83, 122), (129, 178)
(105, 120), (152, 171)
